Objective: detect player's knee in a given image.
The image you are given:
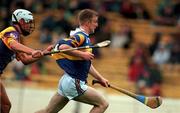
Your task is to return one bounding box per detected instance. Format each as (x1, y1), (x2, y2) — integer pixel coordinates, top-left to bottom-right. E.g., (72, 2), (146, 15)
(100, 100), (109, 110)
(6, 101), (12, 111)
(2, 102), (12, 113)
(7, 99), (12, 107)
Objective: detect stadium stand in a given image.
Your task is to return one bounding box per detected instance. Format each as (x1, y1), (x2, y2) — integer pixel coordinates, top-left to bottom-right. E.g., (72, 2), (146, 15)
(1, 0), (179, 99)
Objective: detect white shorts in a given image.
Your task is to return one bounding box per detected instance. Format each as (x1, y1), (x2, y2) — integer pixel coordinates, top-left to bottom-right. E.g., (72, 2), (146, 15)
(58, 73), (88, 100)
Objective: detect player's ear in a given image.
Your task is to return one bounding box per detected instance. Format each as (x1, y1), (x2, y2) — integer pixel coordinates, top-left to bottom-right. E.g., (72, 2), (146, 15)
(85, 21), (91, 27)
(88, 20), (91, 24)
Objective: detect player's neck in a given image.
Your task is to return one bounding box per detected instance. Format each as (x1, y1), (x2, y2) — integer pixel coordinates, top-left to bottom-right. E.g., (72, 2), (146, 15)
(13, 25), (22, 34)
(80, 26), (89, 35)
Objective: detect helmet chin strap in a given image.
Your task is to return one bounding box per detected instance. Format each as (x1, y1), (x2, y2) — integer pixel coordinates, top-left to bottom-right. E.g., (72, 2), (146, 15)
(12, 14), (30, 36)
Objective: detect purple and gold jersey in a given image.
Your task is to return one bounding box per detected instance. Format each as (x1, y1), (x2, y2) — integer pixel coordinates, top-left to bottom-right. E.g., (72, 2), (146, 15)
(0, 26), (20, 74)
(52, 29), (92, 81)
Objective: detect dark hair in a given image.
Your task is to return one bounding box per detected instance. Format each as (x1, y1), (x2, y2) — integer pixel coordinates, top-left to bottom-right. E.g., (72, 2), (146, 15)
(78, 9), (98, 25)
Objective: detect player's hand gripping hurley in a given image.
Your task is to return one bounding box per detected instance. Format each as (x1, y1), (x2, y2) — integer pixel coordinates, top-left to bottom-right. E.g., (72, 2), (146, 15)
(44, 40), (111, 56)
(92, 80), (162, 109)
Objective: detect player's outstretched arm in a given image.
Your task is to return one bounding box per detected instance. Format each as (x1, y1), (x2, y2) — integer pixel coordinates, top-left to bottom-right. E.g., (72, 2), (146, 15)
(9, 40), (35, 55)
(89, 64), (109, 87)
(16, 50), (43, 65)
(59, 44), (94, 60)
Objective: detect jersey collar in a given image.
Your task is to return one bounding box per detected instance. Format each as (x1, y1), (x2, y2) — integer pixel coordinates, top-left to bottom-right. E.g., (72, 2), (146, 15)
(70, 27), (89, 36)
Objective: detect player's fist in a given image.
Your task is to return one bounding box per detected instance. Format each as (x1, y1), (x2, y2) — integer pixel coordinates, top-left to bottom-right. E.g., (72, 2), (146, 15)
(43, 45), (54, 53)
(99, 78), (109, 87)
(81, 52), (94, 60)
(32, 50), (43, 58)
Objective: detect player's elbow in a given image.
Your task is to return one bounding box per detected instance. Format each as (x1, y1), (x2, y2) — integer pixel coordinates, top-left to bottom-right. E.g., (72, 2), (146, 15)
(59, 44), (71, 50)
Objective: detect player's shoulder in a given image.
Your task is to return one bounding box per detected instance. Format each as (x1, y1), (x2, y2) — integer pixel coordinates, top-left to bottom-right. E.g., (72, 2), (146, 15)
(3, 26), (16, 32)
(1, 26), (18, 36)
(2, 26), (19, 39)
(72, 32), (88, 44)
(55, 37), (69, 44)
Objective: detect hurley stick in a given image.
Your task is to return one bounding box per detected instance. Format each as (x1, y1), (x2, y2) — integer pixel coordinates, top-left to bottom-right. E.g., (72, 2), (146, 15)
(92, 80), (162, 109)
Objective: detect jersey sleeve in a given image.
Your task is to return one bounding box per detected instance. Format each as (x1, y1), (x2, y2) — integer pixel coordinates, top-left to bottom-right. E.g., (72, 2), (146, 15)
(63, 33), (85, 47)
(71, 33), (85, 47)
(2, 31), (19, 49)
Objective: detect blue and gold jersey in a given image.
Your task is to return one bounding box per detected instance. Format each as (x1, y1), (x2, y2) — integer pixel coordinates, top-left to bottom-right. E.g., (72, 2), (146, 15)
(52, 30), (92, 81)
(0, 26), (20, 74)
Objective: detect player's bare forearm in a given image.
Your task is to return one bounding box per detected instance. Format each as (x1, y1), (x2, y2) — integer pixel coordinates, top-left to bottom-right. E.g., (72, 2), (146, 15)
(89, 64), (109, 87)
(9, 41), (34, 54)
(59, 44), (93, 60)
(89, 64), (104, 81)
(59, 44), (81, 56)
(16, 53), (41, 65)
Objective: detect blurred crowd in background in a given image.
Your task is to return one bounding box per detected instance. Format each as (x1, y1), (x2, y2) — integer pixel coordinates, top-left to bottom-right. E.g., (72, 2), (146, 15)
(1, 0), (180, 28)
(1, 0), (180, 97)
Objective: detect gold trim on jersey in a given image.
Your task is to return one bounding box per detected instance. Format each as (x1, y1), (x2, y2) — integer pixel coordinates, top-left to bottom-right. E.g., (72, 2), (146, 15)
(0, 27), (17, 49)
(77, 34), (85, 46)
(51, 48), (92, 60)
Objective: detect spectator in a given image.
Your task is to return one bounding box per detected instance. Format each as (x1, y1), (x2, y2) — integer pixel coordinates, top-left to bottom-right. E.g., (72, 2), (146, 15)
(155, 0), (176, 26)
(152, 45), (170, 65)
(54, 5), (73, 36)
(39, 10), (55, 44)
(133, 42), (150, 63)
(92, 9), (109, 58)
(134, 3), (151, 20)
(101, 0), (120, 12)
(111, 28), (127, 48)
(110, 25), (134, 49)
(136, 62), (162, 96)
(40, 28), (53, 44)
(169, 42), (180, 64)
(95, 22), (112, 43)
(120, 0), (136, 19)
(152, 34), (173, 66)
(128, 43), (150, 82)
(128, 56), (145, 82)
(95, 8), (108, 34)
(122, 25), (134, 49)
(149, 32), (162, 56)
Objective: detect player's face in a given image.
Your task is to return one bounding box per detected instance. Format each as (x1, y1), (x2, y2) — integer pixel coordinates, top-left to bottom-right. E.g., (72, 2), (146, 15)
(23, 20), (35, 34)
(89, 16), (98, 34)
(20, 19), (35, 35)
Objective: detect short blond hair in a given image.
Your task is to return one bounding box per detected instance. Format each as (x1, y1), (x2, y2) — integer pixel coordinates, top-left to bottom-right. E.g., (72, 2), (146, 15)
(78, 9), (98, 25)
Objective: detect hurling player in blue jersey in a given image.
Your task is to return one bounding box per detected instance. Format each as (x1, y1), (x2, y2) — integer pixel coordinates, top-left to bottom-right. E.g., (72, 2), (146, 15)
(36, 9), (109, 113)
(0, 9), (44, 113)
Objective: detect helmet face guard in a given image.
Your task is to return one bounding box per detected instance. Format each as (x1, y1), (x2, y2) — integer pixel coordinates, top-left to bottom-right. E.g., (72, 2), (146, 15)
(22, 19), (35, 36)
(12, 9), (35, 36)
